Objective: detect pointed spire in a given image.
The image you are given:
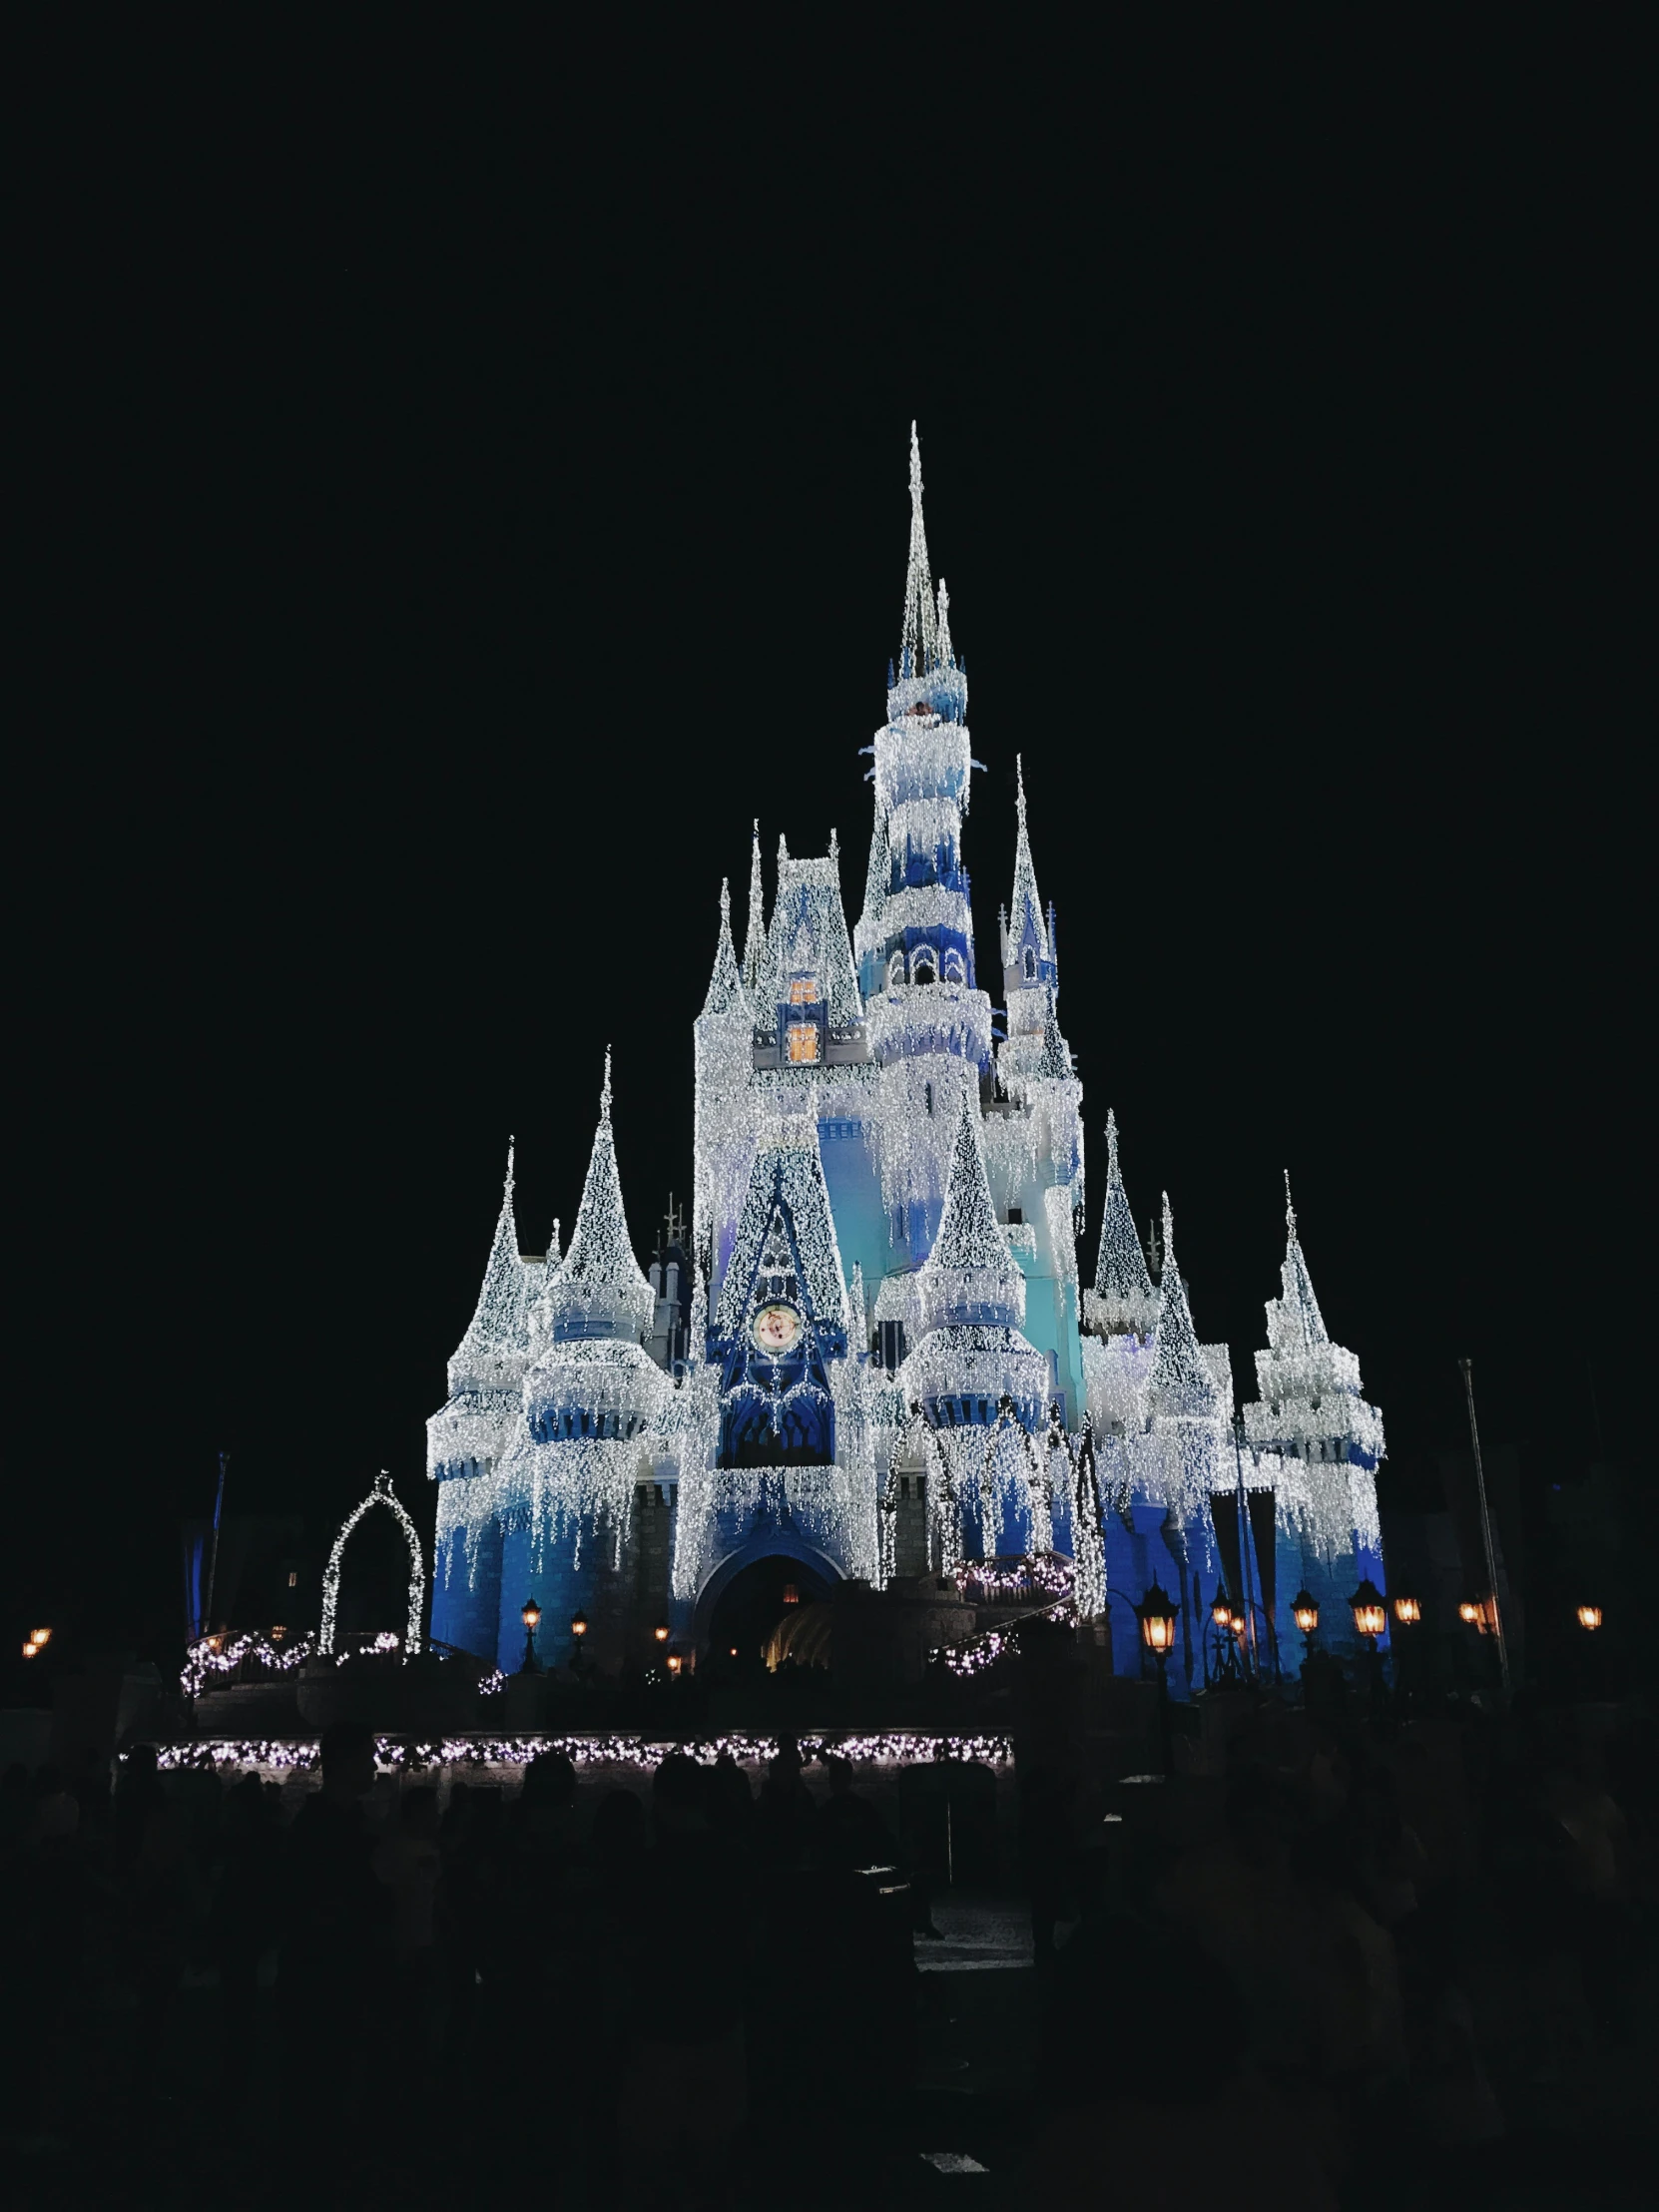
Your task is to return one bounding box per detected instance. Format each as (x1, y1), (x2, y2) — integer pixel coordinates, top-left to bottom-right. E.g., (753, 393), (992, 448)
(448, 1138), (534, 1379)
(548, 1216), (562, 1265)
(544, 1054), (654, 1343)
(1279, 1171), (1329, 1347)
(742, 822), (765, 991)
(1091, 1108), (1156, 1321)
(1035, 987), (1070, 1078)
(898, 420), (939, 677)
(936, 576), (952, 665)
(918, 1090), (1026, 1332)
(829, 826), (839, 863)
(862, 809), (888, 923)
(701, 877), (748, 1017)
(1009, 756), (1050, 958)
(1147, 1193), (1218, 1416)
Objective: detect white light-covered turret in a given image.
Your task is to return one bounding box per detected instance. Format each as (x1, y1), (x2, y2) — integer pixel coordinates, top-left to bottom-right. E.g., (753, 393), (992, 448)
(426, 1141), (540, 1480)
(695, 879), (757, 1283)
(535, 1053), (654, 1348)
(1084, 1110), (1158, 1340)
(523, 1053), (667, 1462)
(1243, 1177), (1385, 1553)
(918, 1091), (1027, 1334)
(906, 1092), (1050, 1428)
(1001, 758), (1058, 1035)
(742, 822), (766, 997)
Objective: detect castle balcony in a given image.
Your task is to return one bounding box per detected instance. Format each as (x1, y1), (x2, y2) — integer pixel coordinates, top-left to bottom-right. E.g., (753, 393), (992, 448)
(864, 983), (993, 1070)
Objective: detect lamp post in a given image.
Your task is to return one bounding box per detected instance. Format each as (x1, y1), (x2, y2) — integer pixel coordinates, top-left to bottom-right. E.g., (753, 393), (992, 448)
(1575, 1604), (1603, 1633)
(653, 1622), (670, 1647)
(1458, 1358), (1510, 1695)
(1135, 1581), (1179, 1776)
(1292, 1589), (1319, 1661)
(1350, 1578), (1387, 1705)
(570, 1611), (589, 1676)
(519, 1597), (542, 1675)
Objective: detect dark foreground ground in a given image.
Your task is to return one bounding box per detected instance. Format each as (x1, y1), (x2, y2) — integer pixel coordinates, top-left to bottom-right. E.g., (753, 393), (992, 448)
(4, 1703), (1657, 2210)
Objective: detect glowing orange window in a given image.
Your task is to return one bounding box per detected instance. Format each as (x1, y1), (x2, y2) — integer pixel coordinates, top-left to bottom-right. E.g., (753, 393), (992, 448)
(788, 977), (819, 1004)
(786, 1023), (820, 1063)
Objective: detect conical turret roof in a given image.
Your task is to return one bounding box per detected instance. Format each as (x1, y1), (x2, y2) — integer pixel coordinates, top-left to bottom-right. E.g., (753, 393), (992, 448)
(700, 878), (749, 1018)
(742, 823), (766, 993)
(918, 1091), (1027, 1332)
(1147, 1194), (1219, 1418)
(1092, 1109), (1156, 1314)
(541, 1053), (654, 1344)
(1008, 757), (1050, 958)
(447, 1141), (536, 1391)
(1278, 1173), (1329, 1349)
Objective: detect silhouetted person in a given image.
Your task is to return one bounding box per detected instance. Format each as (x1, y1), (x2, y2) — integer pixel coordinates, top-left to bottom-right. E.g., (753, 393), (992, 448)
(815, 1755), (890, 1871)
(755, 1737), (818, 1872)
(280, 1721), (391, 2134)
(622, 1754), (749, 2204)
(216, 1771), (284, 2061)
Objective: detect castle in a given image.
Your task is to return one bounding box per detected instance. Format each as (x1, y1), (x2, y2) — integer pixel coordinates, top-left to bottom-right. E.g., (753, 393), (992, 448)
(425, 429), (1386, 1690)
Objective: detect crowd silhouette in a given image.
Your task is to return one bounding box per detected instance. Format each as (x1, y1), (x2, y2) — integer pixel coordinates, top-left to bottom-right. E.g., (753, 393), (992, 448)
(1, 1691), (1654, 2206)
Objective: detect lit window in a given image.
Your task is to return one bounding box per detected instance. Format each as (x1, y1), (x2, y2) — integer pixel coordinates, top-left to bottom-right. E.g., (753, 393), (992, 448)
(789, 976), (818, 1004)
(287, 1570), (297, 1588)
(787, 1023), (820, 1063)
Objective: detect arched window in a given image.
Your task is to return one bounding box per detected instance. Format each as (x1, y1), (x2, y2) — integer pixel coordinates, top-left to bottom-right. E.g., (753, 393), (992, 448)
(1023, 946), (1037, 981)
(912, 948), (936, 985)
(943, 948), (965, 983)
(887, 950), (906, 990)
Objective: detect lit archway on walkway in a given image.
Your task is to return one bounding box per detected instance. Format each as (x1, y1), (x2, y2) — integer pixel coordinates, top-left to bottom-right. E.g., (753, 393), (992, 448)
(319, 1471), (426, 1656)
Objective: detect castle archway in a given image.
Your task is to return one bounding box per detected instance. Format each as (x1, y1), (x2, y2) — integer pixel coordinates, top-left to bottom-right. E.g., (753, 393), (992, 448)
(694, 1534), (841, 1663)
(319, 1471), (426, 1656)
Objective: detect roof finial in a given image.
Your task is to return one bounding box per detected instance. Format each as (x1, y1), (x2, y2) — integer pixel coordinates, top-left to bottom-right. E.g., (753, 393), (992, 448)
(600, 1048), (613, 1121)
(1161, 1191), (1176, 1270)
(505, 1135), (515, 1193)
(1284, 1169), (1298, 1244)
(719, 876), (730, 921)
(899, 421), (938, 678)
(829, 826), (839, 863)
(1105, 1107), (1120, 1182)
(936, 576), (952, 664)
(743, 823), (765, 990)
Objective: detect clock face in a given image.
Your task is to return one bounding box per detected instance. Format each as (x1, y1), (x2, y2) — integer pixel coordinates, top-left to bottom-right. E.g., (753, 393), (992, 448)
(752, 1303), (803, 1356)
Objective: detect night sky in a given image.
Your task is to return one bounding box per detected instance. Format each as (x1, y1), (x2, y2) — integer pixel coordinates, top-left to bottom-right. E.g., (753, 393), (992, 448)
(15, 26), (1645, 1658)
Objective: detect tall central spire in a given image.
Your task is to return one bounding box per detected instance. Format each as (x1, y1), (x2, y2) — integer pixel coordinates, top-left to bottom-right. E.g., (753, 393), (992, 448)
(899, 421), (939, 677)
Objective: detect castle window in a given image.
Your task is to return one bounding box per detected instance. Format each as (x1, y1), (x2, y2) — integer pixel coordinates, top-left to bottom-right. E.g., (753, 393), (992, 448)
(788, 976), (818, 1004)
(887, 951), (906, 989)
(912, 950), (936, 984)
(943, 948), (965, 982)
(787, 1023), (820, 1064)
(1007, 1207), (1023, 1225)
(1023, 946), (1037, 981)
(924, 1081), (933, 1115)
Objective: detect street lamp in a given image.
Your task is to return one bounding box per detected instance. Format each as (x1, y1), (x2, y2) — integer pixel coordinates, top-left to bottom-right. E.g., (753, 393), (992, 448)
(653, 1622), (670, 1645)
(1135, 1581), (1179, 1775)
(666, 1650), (684, 1676)
(1210, 1584), (1234, 1630)
(1350, 1580), (1387, 1646)
(1392, 1595), (1422, 1626)
(519, 1597), (542, 1675)
(1457, 1598), (1486, 1634)
(1291, 1589), (1319, 1655)
(1576, 1604), (1603, 1632)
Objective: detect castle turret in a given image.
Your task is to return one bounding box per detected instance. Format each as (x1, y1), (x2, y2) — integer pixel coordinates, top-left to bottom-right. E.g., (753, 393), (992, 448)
(694, 878), (756, 1286)
(426, 1141), (536, 1480)
(1243, 1173), (1385, 1564)
(1000, 758), (1057, 1030)
(1084, 1110), (1158, 1340)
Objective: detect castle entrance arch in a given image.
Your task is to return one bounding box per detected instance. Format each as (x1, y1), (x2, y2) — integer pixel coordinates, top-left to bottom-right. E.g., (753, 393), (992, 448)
(695, 1534), (840, 1666)
(318, 1471), (427, 1656)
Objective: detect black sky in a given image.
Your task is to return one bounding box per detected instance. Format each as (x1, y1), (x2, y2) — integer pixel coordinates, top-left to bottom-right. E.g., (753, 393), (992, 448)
(14, 22), (1648, 1656)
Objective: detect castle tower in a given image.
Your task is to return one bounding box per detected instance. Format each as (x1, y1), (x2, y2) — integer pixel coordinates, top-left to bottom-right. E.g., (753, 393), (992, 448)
(904, 1091), (1052, 1558)
(1244, 1174), (1386, 1646)
(509, 1055), (668, 1672)
(855, 424), (995, 1272)
(693, 877), (756, 1292)
(426, 1142), (538, 1659)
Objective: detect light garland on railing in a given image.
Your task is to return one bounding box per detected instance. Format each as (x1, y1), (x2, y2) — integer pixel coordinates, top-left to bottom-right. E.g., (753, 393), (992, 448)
(936, 1601), (1078, 1677)
(142, 1729), (1015, 1776)
(181, 1631), (315, 1698)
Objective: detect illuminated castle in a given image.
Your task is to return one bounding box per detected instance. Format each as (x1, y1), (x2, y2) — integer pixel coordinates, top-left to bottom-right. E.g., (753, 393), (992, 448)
(425, 430), (1386, 1688)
